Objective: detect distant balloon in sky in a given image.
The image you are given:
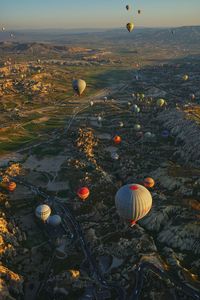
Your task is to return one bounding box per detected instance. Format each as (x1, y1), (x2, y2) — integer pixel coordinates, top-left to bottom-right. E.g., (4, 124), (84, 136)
(138, 10), (141, 14)
(126, 5), (130, 11)
(72, 79), (86, 96)
(126, 22), (134, 32)
(115, 184), (152, 225)
(2, 27), (5, 32)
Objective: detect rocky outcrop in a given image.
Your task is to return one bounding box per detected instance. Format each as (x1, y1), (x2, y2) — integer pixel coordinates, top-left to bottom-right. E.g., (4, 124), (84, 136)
(157, 109), (200, 166)
(0, 265), (24, 300)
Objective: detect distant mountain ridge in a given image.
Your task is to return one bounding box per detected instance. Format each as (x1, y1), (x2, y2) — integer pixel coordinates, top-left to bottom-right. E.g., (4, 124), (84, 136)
(0, 26), (200, 51)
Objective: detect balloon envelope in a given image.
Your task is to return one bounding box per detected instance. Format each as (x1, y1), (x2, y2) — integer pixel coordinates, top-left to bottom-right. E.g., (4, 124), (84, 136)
(47, 215), (62, 226)
(157, 99), (166, 107)
(134, 124), (141, 131)
(143, 177), (155, 188)
(77, 187), (90, 200)
(113, 135), (122, 144)
(144, 132), (152, 138)
(161, 130), (170, 138)
(126, 23), (134, 32)
(35, 204), (51, 222)
(72, 79), (86, 96)
(111, 152), (119, 160)
(115, 184), (152, 223)
(183, 75), (189, 81)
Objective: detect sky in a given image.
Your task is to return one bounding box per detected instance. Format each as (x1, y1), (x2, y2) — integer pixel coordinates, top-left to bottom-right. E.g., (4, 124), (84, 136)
(1, 0), (200, 30)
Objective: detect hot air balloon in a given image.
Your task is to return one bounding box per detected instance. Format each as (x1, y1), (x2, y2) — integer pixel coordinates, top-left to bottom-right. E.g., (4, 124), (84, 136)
(77, 187), (90, 201)
(138, 10), (141, 14)
(0, 181), (16, 192)
(143, 177), (155, 188)
(161, 130), (170, 138)
(115, 184), (152, 225)
(2, 27), (5, 32)
(47, 215), (62, 226)
(134, 124), (141, 131)
(157, 98), (166, 107)
(183, 74), (189, 81)
(111, 152), (119, 160)
(7, 182), (17, 192)
(144, 132), (152, 139)
(72, 79), (86, 96)
(35, 204), (51, 222)
(97, 116), (102, 122)
(126, 5), (130, 11)
(132, 105), (140, 113)
(126, 23), (134, 33)
(140, 93), (145, 99)
(113, 135), (122, 144)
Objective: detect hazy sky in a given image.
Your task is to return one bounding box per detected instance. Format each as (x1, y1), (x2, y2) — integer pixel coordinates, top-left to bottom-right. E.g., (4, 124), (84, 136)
(1, 0), (200, 30)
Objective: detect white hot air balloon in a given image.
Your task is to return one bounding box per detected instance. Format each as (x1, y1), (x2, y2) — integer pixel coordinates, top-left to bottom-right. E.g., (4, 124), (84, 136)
(97, 116), (102, 122)
(111, 152), (119, 160)
(144, 132), (152, 139)
(115, 184), (152, 226)
(35, 204), (51, 222)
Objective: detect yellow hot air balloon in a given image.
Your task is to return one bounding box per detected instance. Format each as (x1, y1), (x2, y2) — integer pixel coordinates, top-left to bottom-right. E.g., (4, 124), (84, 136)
(126, 23), (134, 33)
(72, 79), (86, 96)
(157, 98), (166, 107)
(183, 74), (189, 81)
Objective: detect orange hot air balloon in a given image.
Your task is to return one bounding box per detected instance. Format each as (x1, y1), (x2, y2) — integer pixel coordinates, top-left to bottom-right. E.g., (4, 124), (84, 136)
(113, 135), (122, 145)
(0, 181), (16, 192)
(77, 187), (90, 201)
(7, 182), (17, 192)
(143, 177), (155, 188)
